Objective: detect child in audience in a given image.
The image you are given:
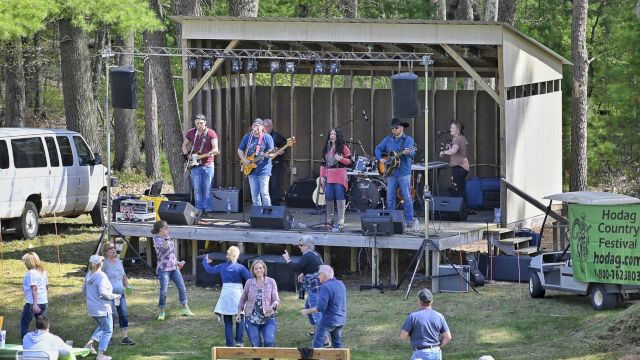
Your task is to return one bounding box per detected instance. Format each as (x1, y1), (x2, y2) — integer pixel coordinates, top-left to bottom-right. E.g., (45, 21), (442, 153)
(21, 252), (49, 339)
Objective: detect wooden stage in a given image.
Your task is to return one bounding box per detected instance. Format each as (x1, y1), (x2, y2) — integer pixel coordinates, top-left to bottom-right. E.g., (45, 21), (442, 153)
(109, 208), (496, 292)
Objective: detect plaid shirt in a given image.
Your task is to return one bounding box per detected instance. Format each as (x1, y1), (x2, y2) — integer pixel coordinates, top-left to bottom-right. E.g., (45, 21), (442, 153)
(303, 272), (322, 293)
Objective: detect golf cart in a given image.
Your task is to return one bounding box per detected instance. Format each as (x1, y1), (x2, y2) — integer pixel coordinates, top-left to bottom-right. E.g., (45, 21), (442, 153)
(528, 191), (640, 310)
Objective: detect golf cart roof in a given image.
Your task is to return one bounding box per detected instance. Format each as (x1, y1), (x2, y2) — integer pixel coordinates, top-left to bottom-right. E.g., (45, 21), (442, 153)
(544, 191), (640, 205)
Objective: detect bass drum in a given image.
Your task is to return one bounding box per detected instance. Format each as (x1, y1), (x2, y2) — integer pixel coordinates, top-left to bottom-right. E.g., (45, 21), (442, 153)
(349, 178), (386, 212)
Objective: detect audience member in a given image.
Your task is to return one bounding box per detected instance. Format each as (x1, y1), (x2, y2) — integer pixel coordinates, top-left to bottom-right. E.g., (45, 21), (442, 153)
(22, 316), (72, 360)
(400, 288), (452, 360)
(20, 252), (48, 339)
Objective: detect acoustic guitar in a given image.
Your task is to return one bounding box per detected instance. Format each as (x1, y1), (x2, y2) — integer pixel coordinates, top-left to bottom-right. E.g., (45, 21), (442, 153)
(377, 145), (418, 177)
(312, 177), (326, 206)
(240, 137), (296, 176)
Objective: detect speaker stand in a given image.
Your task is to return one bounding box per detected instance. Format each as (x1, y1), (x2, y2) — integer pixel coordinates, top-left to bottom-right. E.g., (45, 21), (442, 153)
(359, 225), (395, 293)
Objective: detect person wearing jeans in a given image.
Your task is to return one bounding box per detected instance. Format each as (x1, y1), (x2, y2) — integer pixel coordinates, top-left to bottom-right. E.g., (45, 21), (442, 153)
(182, 113), (219, 214)
(386, 174), (413, 226)
(300, 265), (347, 349)
(191, 165), (215, 212)
(20, 252), (49, 339)
(151, 221), (194, 320)
(237, 260), (280, 348)
(83, 255), (120, 360)
(238, 118), (275, 207)
(400, 288), (452, 360)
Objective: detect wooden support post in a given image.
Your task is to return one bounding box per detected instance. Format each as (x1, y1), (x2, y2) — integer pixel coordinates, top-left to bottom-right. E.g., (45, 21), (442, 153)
(192, 240), (197, 276)
(431, 248), (441, 293)
(497, 45), (507, 225)
(237, 242), (245, 254)
(350, 248), (357, 272)
(390, 249), (398, 285)
(310, 70), (315, 173)
(323, 246), (332, 266)
(187, 40), (239, 102)
(257, 243), (264, 255)
(370, 247), (379, 286)
(440, 43), (501, 104)
(181, 39), (190, 133)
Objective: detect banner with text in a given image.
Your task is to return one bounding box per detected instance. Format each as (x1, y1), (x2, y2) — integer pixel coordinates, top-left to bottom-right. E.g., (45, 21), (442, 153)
(569, 204), (640, 285)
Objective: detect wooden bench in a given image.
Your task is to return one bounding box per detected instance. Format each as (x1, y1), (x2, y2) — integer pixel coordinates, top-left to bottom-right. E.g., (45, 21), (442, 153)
(211, 346), (351, 360)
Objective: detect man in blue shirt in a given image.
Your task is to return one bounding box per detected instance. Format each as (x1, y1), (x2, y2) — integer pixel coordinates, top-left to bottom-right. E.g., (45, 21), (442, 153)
(300, 265), (347, 349)
(375, 118), (416, 227)
(400, 288), (451, 360)
(238, 118), (275, 206)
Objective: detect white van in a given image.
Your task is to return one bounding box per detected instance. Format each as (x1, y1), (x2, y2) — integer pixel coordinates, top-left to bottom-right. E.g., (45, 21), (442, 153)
(0, 128), (108, 239)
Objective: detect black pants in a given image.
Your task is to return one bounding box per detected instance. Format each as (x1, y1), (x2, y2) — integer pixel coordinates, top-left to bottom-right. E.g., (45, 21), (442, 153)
(450, 165), (468, 198)
(269, 161), (283, 205)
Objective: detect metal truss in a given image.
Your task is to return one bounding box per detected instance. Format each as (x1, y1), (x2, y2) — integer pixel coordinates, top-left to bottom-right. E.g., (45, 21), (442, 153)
(104, 46), (433, 63)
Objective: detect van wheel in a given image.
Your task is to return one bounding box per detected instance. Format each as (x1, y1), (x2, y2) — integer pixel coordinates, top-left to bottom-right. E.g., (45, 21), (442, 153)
(529, 272), (545, 298)
(590, 284), (617, 310)
(91, 189), (108, 227)
(16, 201), (39, 240)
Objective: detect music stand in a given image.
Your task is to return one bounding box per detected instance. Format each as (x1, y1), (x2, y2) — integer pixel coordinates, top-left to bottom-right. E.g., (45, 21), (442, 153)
(359, 216), (394, 293)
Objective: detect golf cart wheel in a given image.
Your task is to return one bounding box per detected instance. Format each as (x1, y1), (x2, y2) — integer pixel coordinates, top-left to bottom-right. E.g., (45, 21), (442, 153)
(16, 201), (39, 240)
(529, 272), (545, 298)
(590, 284), (617, 310)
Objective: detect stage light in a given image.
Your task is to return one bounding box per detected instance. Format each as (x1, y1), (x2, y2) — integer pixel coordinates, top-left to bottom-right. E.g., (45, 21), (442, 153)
(314, 60), (325, 74)
(285, 61), (297, 74)
(231, 58), (242, 72)
(329, 61), (341, 75)
(247, 58), (258, 73)
(270, 60), (280, 73)
(202, 58), (212, 71)
(187, 57), (197, 70)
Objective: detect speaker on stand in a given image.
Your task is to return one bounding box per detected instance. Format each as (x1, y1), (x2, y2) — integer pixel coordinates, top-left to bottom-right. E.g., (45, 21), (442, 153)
(391, 72), (419, 119)
(110, 67), (137, 109)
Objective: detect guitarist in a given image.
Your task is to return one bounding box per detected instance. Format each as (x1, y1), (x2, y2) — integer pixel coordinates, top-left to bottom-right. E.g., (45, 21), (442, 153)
(237, 118), (275, 207)
(263, 118), (287, 205)
(181, 114), (219, 215)
(320, 128), (351, 232)
(375, 118), (416, 229)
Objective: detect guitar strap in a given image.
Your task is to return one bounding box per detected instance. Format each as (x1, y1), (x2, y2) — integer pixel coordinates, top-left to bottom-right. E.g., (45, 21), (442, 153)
(255, 132), (264, 154)
(196, 127), (209, 154)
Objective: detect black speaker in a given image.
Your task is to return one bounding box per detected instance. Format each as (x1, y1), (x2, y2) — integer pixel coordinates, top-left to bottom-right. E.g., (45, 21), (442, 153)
(391, 72), (419, 118)
(429, 196), (468, 221)
(250, 206), (291, 230)
(250, 255), (301, 292)
(110, 67), (137, 109)
(158, 201), (200, 225)
(364, 209), (404, 234)
(360, 215), (394, 236)
(286, 178), (317, 208)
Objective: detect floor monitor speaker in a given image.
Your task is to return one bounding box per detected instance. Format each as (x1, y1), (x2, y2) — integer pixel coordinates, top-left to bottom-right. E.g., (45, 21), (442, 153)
(391, 72), (419, 118)
(110, 67), (137, 109)
(158, 201), (200, 225)
(429, 196), (468, 221)
(250, 206), (291, 230)
(360, 215), (394, 236)
(364, 209), (404, 234)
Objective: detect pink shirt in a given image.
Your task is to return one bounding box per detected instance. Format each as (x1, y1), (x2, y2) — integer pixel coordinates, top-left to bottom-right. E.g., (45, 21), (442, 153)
(320, 145), (351, 189)
(238, 277), (280, 317)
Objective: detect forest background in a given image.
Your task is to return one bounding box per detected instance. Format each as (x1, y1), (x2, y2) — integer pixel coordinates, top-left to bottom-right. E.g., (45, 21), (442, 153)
(0, 0), (638, 195)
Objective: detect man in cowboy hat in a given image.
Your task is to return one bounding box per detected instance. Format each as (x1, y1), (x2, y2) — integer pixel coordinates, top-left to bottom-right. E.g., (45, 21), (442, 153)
(374, 118), (417, 229)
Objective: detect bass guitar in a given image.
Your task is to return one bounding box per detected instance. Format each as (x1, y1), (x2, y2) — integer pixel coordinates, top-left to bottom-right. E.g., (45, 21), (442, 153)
(311, 177), (326, 206)
(377, 145), (418, 177)
(240, 137), (296, 176)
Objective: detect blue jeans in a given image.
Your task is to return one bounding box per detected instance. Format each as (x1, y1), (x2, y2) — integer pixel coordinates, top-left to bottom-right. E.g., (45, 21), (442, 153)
(305, 291), (322, 326)
(20, 303), (48, 339)
(386, 175), (413, 222)
(191, 165), (215, 212)
(411, 348), (442, 360)
(313, 323), (343, 348)
(246, 318), (276, 347)
(110, 293), (129, 329)
(324, 183), (345, 201)
(223, 314), (244, 346)
(158, 270), (188, 308)
(90, 312), (113, 352)
(248, 175), (271, 206)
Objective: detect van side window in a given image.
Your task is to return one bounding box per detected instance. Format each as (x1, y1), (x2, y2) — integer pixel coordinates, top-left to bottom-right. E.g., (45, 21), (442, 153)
(73, 136), (93, 166)
(0, 140), (9, 169)
(12, 137), (47, 168)
(57, 136), (74, 166)
(44, 137), (60, 167)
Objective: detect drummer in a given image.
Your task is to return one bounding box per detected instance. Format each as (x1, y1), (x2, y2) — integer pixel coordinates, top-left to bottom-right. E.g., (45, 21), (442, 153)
(320, 128), (351, 232)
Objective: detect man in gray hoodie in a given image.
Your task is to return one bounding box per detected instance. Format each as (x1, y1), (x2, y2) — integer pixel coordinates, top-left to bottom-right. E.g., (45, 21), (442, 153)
(22, 316), (72, 360)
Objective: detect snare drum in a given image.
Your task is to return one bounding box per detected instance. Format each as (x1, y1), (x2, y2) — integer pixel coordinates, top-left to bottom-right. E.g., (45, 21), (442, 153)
(349, 178), (386, 211)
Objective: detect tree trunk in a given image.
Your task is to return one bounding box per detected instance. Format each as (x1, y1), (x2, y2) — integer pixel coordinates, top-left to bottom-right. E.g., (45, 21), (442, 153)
(339, 0), (358, 18)
(146, 0), (188, 192)
(143, 55), (162, 180)
(570, 0), (589, 191)
(58, 19), (100, 151)
(228, 0), (259, 17)
(498, 0), (518, 25)
(483, 0), (498, 21)
(4, 38), (27, 127)
(112, 32), (141, 171)
(32, 32), (44, 118)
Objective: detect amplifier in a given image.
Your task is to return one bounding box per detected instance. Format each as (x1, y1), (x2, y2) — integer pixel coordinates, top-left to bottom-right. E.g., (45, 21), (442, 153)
(115, 212), (156, 222)
(212, 188), (242, 212)
(120, 199), (154, 214)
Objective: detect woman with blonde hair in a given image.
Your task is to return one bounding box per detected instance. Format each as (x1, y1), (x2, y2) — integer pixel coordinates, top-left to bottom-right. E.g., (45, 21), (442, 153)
(203, 246), (251, 346)
(20, 252), (48, 339)
(237, 260), (280, 348)
(439, 120), (470, 198)
(83, 255), (121, 360)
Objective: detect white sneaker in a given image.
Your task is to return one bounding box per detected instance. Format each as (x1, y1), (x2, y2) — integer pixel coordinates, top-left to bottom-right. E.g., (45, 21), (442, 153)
(96, 354), (112, 360)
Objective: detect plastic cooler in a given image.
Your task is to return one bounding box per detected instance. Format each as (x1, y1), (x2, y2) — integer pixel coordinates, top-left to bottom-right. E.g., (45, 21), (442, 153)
(465, 177), (483, 209)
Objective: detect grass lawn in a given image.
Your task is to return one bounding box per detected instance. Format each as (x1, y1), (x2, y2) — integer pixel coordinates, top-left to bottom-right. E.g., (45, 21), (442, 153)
(0, 216), (637, 359)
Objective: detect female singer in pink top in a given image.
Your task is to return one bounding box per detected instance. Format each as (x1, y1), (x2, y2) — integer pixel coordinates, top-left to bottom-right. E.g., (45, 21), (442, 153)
(320, 128), (351, 232)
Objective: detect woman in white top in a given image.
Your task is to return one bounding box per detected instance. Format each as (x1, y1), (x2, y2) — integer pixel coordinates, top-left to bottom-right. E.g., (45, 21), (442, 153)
(20, 252), (48, 339)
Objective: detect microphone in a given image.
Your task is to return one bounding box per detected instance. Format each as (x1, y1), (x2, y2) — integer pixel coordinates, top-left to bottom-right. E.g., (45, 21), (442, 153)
(436, 130), (449, 135)
(362, 109), (369, 121)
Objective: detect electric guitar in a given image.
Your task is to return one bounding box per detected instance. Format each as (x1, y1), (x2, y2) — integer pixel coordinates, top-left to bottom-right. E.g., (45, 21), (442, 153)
(377, 145), (418, 177)
(184, 152), (218, 172)
(240, 137), (296, 176)
(312, 177), (326, 206)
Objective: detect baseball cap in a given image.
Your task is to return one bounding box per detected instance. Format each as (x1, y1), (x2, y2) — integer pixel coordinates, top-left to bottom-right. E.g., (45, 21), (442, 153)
(89, 255), (104, 265)
(252, 118), (264, 126)
(418, 288), (433, 303)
